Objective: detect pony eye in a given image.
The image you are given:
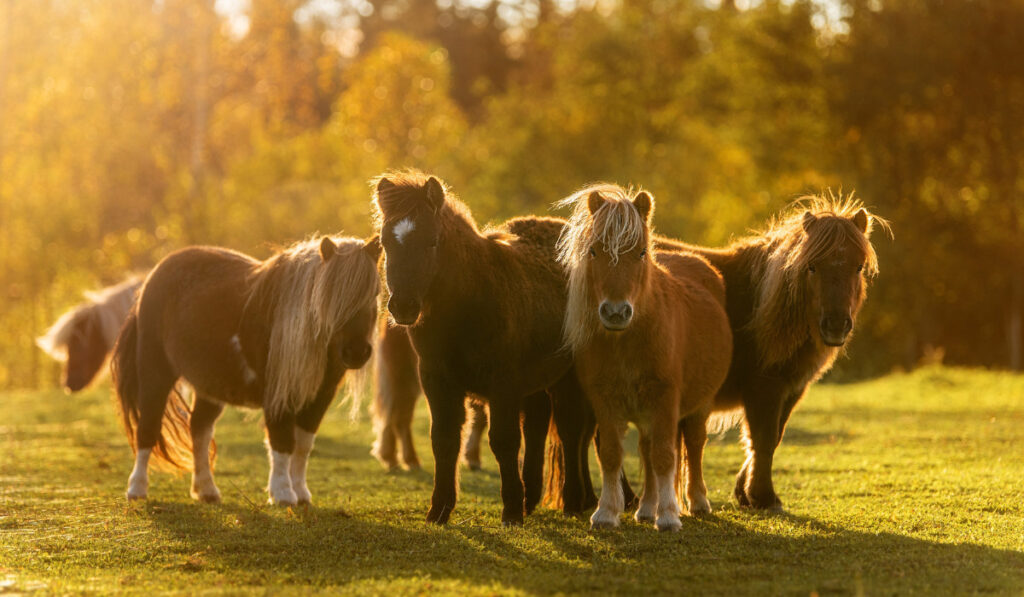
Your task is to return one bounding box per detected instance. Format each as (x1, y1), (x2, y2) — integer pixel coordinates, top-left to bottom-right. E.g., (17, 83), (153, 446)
(639, 249), (647, 258)
(857, 263), (864, 273)
(808, 265), (817, 274)
(589, 247), (596, 258)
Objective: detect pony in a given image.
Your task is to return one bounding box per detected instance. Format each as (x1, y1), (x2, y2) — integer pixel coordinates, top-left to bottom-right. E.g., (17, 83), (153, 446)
(370, 322), (489, 472)
(556, 185), (732, 531)
(373, 171), (572, 525)
(548, 192), (887, 512)
(37, 276), (143, 392)
(110, 236), (380, 506)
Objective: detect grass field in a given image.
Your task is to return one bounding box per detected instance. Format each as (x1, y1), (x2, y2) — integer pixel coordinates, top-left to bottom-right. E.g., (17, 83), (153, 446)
(1, 366), (1023, 595)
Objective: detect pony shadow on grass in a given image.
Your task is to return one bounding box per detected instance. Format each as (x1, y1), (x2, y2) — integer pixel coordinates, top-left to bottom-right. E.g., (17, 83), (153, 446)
(136, 498), (1024, 596)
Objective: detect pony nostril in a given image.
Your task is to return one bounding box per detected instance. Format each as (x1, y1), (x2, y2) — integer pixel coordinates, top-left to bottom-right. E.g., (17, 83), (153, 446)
(621, 303), (633, 321)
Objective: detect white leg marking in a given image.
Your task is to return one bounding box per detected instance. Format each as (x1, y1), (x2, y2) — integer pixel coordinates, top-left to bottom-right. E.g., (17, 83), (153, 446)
(126, 448), (151, 501)
(392, 217), (416, 245)
(290, 428), (316, 505)
(267, 445), (297, 506)
(590, 467), (624, 530)
(635, 488), (658, 523)
(190, 427), (221, 503)
(655, 471), (682, 532)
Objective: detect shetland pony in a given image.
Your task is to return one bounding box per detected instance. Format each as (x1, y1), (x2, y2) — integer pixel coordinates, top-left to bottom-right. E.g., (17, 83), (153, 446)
(371, 323), (489, 472)
(557, 186), (732, 531)
(111, 236), (380, 505)
(548, 193), (886, 512)
(37, 276), (143, 392)
(374, 171), (570, 525)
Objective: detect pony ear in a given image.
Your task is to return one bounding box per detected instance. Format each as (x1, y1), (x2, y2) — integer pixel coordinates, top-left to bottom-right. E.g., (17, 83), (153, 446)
(377, 177), (395, 194)
(802, 211), (817, 233)
(362, 234), (382, 263)
(632, 191), (653, 221)
(425, 177), (445, 213)
(587, 191), (606, 215)
(851, 208), (870, 234)
(319, 236), (337, 262)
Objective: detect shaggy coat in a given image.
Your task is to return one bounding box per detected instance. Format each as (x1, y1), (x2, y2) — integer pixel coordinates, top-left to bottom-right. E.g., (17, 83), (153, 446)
(111, 237), (380, 506)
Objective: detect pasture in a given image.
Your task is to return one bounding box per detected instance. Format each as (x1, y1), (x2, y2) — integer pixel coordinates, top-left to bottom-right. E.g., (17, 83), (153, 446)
(1, 366), (1022, 595)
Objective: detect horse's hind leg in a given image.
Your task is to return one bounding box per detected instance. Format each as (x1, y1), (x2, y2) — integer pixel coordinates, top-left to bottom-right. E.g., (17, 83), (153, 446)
(680, 410), (711, 515)
(190, 395), (224, 503)
(264, 411), (298, 506)
(373, 324), (421, 470)
(548, 371), (595, 514)
(488, 398), (526, 526)
(462, 399), (487, 471)
(521, 392), (550, 515)
(634, 431), (657, 523)
(128, 342), (178, 501)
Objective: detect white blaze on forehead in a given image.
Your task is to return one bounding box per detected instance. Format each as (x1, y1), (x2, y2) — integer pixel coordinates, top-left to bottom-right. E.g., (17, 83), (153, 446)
(392, 218), (416, 245)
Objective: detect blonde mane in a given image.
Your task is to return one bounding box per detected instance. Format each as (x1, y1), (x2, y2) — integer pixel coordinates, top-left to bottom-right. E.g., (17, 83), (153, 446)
(247, 236), (379, 418)
(555, 184), (652, 353)
(750, 191), (889, 368)
(36, 275), (143, 360)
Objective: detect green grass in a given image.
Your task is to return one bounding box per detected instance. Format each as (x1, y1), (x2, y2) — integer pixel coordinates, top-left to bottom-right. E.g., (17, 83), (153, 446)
(1, 366), (1023, 595)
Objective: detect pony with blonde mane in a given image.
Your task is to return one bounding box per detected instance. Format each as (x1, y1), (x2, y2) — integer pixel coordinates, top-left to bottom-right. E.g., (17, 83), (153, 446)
(111, 236), (380, 506)
(547, 191), (888, 512)
(556, 184), (732, 530)
(37, 276), (143, 392)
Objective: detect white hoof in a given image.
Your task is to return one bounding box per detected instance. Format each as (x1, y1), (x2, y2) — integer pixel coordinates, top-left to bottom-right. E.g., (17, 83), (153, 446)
(590, 507), (621, 530)
(634, 501), (656, 523)
(268, 485), (298, 507)
(293, 484), (312, 505)
(190, 481), (222, 504)
(125, 485), (148, 501)
(656, 512), (682, 532)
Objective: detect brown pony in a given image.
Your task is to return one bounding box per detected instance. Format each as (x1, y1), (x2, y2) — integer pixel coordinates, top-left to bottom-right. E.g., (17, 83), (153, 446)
(111, 236), (380, 506)
(374, 171), (573, 525)
(37, 276), (143, 392)
(549, 193), (886, 512)
(371, 324), (489, 472)
(557, 185), (732, 530)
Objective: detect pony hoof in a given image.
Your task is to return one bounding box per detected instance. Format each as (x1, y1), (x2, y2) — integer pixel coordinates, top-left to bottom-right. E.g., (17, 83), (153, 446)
(634, 508), (656, 524)
(589, 508), (620, 530)
(465, 461), (482, 472)
(426, 506), (453, 525)
(125, 491), (148, 501)
(192, 491), (222, 504)
(687, 496), (712, 516)
(656, 516), (682, 532)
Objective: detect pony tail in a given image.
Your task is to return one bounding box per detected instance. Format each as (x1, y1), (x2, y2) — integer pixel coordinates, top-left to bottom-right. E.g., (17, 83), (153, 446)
(542, 416), (565, 510)
(110, 311), (194, 470)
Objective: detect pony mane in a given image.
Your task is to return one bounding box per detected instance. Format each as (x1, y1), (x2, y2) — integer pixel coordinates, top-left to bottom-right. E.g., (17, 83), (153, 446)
(555, 183), (652, 352)
(36, 275), (143, 360)
(750, 190), (888, 368)
(371, 169), (477, 231)
(247, 236), (379, 418)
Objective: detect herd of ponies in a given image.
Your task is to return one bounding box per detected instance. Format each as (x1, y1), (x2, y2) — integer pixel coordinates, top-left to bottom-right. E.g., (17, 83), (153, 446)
(37, 171), (886, 531)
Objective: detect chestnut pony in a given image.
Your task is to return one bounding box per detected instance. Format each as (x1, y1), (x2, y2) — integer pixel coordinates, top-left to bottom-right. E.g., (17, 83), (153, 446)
(111, 236), (380, 506)
(548, 193), (886, 511)
(557, 186), (732, 530)
(374, 171), (574, 525)
(37, 276), (143, 392)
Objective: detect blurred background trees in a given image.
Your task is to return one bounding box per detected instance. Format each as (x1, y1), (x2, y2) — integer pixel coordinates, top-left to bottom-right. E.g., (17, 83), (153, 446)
(1, 0), (1022, 388)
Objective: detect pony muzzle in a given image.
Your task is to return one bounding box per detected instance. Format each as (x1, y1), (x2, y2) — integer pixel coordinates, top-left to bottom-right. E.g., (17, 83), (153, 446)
(599, 300), (633, 331)
(387, 295), (422, 326)
(819, 315), (853, 347)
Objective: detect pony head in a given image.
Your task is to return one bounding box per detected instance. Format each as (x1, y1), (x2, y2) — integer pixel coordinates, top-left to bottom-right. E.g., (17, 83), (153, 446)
(557, 184), (654, 348)
(756, 193), (887, 356)
(372, 171), (449, 325)
(318, 235), (382, 370)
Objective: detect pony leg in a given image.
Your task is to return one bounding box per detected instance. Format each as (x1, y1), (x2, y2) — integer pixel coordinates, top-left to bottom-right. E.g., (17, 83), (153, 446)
(127, 346), (177, 501)
(590, 415), (627, 530)
(488, 398), (526, 526)
(372, 324), (421, 471)
(739, 388), (785, 511)
(189, 396), (224, 503)
(595, 429), (638, 510)
(521, 392), (551, 515)
(462, 400), (487, 471)
(264, 412), (298, 506)
(680, 411), (711, 515)
(547, 370), (594, 515)
(634, 431), (657, 523)
(421, 373), (466, 524)
(292, 365), (346, 505)
(393, 385), (421, 471)
(650, 412), (682, 532)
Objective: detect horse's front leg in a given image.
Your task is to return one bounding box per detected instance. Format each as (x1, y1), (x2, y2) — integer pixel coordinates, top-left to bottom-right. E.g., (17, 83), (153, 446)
(738, 383), (786, 511)
(633, 430), (657, 523)
(521, 392), (551, 515)
(190, 395), (225, 503)
(264, 410), (298, 506)
(590, 407), (627, 530)
(488, 397), (526, 526)
(292, 365), (346, 505)
(649, 401), (683, 531)
(421, 371), (466, 524)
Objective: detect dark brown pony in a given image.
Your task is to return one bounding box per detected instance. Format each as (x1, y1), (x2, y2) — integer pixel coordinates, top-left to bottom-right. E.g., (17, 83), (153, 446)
(37, 276), (143, 392)
(557, 185), (732, 530)
(549, 193), (887, 511)
(373, 171), (572, 525)
(371, 324), (489, 472)
(111, 236), (380, 505)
